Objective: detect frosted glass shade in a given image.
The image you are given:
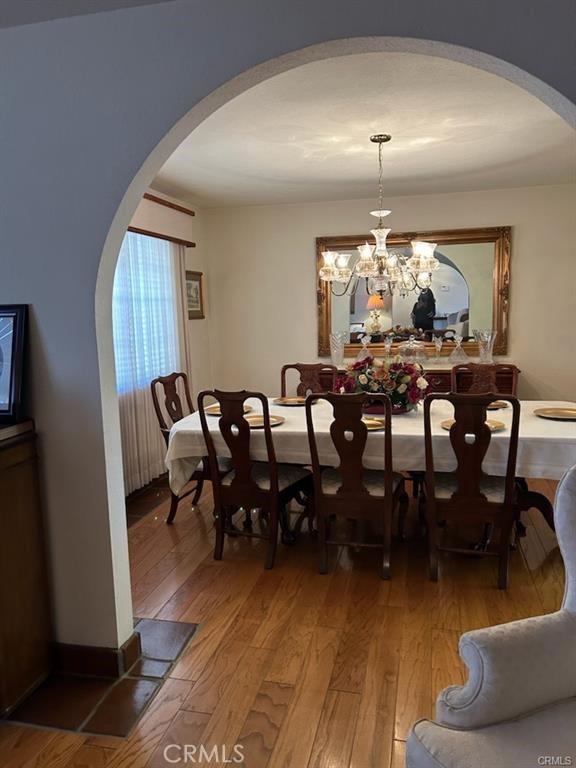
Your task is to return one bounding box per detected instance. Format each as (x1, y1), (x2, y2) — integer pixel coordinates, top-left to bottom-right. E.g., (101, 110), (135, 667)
(371, 227), (391, 256)
(355, 242), (377, 277)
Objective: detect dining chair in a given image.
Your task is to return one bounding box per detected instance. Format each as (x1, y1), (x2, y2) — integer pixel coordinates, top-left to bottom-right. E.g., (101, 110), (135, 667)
(305, 392), (409, 579)
(198, 390), (313, 569)
(450, 363), (519, 396)
(423, 392), (521, 589)
(150, 371), (229, 525)
(450, 363), (553, 533)
(280, 363), (337, 397)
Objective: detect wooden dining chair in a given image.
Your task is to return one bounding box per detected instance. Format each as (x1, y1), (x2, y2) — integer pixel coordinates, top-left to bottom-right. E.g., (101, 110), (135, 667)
(150, 371), (228, 525)
(450, 363), (553, 532)
(450, 363), (519, 396)
(305, 392), (409, 579)
(198, 390), (313, 569)
(423, 392), (521, 589)
(280, 363), (337, 397)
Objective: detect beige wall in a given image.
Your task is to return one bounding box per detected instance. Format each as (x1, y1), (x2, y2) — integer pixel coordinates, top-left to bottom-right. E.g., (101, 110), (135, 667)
(205, 184), (576, 400)
(130, 193), (213, 397)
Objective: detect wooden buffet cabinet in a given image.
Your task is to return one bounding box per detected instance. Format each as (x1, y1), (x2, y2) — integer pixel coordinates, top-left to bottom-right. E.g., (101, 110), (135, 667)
(322, 364), (520, 395)
(0, 423), (52, 715)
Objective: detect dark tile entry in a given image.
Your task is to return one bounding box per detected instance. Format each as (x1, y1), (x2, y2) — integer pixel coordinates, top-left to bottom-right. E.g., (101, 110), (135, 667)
(8, 618), (197, 737)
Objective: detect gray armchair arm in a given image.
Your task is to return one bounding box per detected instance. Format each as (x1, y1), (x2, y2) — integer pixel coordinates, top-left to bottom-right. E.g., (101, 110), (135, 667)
(436, 610), (576, 729)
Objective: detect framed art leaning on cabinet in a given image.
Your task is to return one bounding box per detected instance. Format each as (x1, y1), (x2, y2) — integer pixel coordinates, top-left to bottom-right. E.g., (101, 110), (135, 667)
(0, 305), (28, 425)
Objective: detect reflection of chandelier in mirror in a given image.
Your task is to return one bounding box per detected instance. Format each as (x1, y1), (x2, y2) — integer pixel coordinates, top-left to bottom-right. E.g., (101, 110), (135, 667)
(318, 134), (440, 297)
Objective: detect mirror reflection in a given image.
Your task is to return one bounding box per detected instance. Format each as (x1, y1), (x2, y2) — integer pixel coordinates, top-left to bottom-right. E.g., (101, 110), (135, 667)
(331, 241), (494, 343)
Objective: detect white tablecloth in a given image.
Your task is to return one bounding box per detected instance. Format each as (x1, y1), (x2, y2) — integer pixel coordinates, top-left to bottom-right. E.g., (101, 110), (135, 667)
(166, 400), (576, 494)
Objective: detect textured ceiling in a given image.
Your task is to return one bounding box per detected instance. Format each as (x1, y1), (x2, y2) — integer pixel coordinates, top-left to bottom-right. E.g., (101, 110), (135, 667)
(151, 52), (576, 207)
(0, 0), (175, 29)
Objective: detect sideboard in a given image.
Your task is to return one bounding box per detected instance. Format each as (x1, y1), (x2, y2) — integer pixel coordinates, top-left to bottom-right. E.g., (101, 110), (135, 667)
(0, 422), (52, 715)
(321, 364), (520, 395)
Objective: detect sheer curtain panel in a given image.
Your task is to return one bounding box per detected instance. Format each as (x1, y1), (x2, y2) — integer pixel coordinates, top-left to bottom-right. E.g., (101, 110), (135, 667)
(113, 232), (182, 494)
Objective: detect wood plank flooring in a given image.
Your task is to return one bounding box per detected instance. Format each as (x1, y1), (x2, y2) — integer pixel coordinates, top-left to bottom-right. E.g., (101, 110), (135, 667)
(0, 477), (563, 768)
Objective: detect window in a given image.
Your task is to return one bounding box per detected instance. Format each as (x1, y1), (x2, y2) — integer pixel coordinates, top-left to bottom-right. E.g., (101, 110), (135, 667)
(112, 231), (180, 394)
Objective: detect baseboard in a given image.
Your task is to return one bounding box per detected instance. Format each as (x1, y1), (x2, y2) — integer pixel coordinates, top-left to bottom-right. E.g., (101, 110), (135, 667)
(53, 631), (142, 678)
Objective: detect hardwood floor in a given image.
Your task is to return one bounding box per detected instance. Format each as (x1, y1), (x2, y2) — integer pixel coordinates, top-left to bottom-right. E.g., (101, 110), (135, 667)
(0, 478), (563, 767)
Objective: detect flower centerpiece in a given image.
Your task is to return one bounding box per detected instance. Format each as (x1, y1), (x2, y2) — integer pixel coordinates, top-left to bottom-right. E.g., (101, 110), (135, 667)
(337, 355), (428, 413)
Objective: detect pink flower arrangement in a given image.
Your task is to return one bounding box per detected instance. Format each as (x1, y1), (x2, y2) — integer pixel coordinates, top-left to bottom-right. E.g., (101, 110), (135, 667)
(336, 356), (429, 412)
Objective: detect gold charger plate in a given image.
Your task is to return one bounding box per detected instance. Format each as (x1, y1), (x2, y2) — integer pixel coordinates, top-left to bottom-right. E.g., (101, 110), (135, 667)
(272, 396), (307, 406)
(486, 400), (509, 410)
(245, 414), (285, 429)
(205, 404), (253, 417)
(534, 407), (576, 421)
(441, 419), (506, 433)
(361, 417), (386, 431)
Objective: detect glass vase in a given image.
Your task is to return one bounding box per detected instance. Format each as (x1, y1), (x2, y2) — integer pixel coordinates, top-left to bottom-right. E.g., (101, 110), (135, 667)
(473, 329), (496, 364)
(329, 331), (348, 368)
(449, 334), (468, 364)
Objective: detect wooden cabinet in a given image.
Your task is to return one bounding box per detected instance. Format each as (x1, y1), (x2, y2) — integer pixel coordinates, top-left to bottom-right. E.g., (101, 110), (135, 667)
(0, 424), (52, 715)
(327, 365), (520, 395)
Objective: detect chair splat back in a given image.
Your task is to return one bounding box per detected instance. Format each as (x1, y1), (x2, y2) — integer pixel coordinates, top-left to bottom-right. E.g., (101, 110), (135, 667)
(450, 363), (519, 396)
(198, 390), (278, 499)
(306, 392), (393, 498)
(281, 363), (337, 397)
(150, 372), (194, 442)
(424, 392), (520, 506)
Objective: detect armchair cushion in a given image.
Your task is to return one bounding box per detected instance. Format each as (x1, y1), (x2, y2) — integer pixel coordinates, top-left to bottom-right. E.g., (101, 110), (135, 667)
(407, 697), (576, 768)
(436, 610), (576, 729)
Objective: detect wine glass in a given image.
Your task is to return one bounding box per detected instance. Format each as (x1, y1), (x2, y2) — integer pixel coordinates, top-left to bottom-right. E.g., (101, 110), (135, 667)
(433, 335), (443, 361)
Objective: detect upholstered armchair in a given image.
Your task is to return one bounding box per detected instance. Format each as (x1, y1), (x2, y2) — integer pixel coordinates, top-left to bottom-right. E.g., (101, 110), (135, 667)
(407, 465), (576, 768)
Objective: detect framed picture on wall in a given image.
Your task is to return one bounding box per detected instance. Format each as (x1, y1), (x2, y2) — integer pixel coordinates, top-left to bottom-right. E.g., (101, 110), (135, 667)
(0, 305), (28, 425)
(185, 271), (205, 320)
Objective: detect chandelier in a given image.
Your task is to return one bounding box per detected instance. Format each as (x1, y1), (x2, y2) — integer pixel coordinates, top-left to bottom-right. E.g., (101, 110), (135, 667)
(319, 134), (440, 297)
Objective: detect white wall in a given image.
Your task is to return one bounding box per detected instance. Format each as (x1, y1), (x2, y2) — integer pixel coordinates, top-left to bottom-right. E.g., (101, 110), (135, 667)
(130, 193), (213, 397)
(206, 184), (576, 399)
(0, 1), (573, 650)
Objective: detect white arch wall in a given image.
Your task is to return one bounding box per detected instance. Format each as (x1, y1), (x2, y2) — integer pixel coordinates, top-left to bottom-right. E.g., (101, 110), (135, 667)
(0, 0), (574, 649)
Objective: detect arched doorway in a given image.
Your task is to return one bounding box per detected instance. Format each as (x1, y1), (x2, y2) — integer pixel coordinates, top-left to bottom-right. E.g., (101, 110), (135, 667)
(96, 36), (576, 646)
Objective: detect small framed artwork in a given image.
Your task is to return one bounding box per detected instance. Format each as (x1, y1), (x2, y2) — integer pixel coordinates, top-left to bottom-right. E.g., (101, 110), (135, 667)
(0, 305), (28, 425)
(186, 270), (205, 319)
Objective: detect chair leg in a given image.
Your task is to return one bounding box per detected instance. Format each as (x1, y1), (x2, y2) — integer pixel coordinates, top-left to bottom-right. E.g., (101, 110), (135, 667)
(213, 505), (225, 561)
(265, 504), (279, 570)
(317, 512), (328, 574)
(382, 507), (393, 580)
(498, 520), (514, 589)
(166, 492), (179, 525)
(397, 489), (409, 541)
(426, 503), (439, 582)
(191, 478), (204, 506)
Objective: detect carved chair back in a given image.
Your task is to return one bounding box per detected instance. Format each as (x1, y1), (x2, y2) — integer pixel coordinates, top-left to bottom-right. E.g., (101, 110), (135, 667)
(198, 390), (279, 509)
(151, 371), (194, 445)
(305, 392), (393, 515)
(281, 363), (337, 398)
(424, 392), (520, 508)
(450, 364), (519, 396)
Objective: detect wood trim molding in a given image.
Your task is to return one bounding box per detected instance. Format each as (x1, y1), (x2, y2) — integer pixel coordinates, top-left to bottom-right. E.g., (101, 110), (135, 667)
(53, 631), (141, 679)
(143, 192), (195, 217)
(127, 225), (196, 248)
(316, 226), (511, 358)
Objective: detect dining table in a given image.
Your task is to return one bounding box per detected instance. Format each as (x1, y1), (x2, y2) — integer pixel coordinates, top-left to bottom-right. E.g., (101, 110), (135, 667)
(166, 399), (576, 501)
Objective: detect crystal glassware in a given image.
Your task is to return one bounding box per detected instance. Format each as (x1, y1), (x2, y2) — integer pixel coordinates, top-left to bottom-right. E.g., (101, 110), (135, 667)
(449, 334), (468, 363)
(383, 333), (394, 359)
(355, 334), (372, 362)
(474, 329), (497, 364)
(329, 331), (348, 368)
(434, 335), (443, 361)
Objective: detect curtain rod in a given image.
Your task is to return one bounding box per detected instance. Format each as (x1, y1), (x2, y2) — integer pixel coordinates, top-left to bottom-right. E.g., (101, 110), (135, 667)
(127, 226), (196, 248)
(143, 192), (195, 217)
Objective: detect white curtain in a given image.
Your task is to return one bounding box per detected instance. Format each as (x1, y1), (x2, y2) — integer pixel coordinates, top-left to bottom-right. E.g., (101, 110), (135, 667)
(113, 231), (183, 494)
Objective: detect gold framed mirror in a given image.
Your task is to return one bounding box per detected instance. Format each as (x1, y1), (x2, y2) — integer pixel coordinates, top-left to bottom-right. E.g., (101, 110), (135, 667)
(317, 226), (511, 358)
